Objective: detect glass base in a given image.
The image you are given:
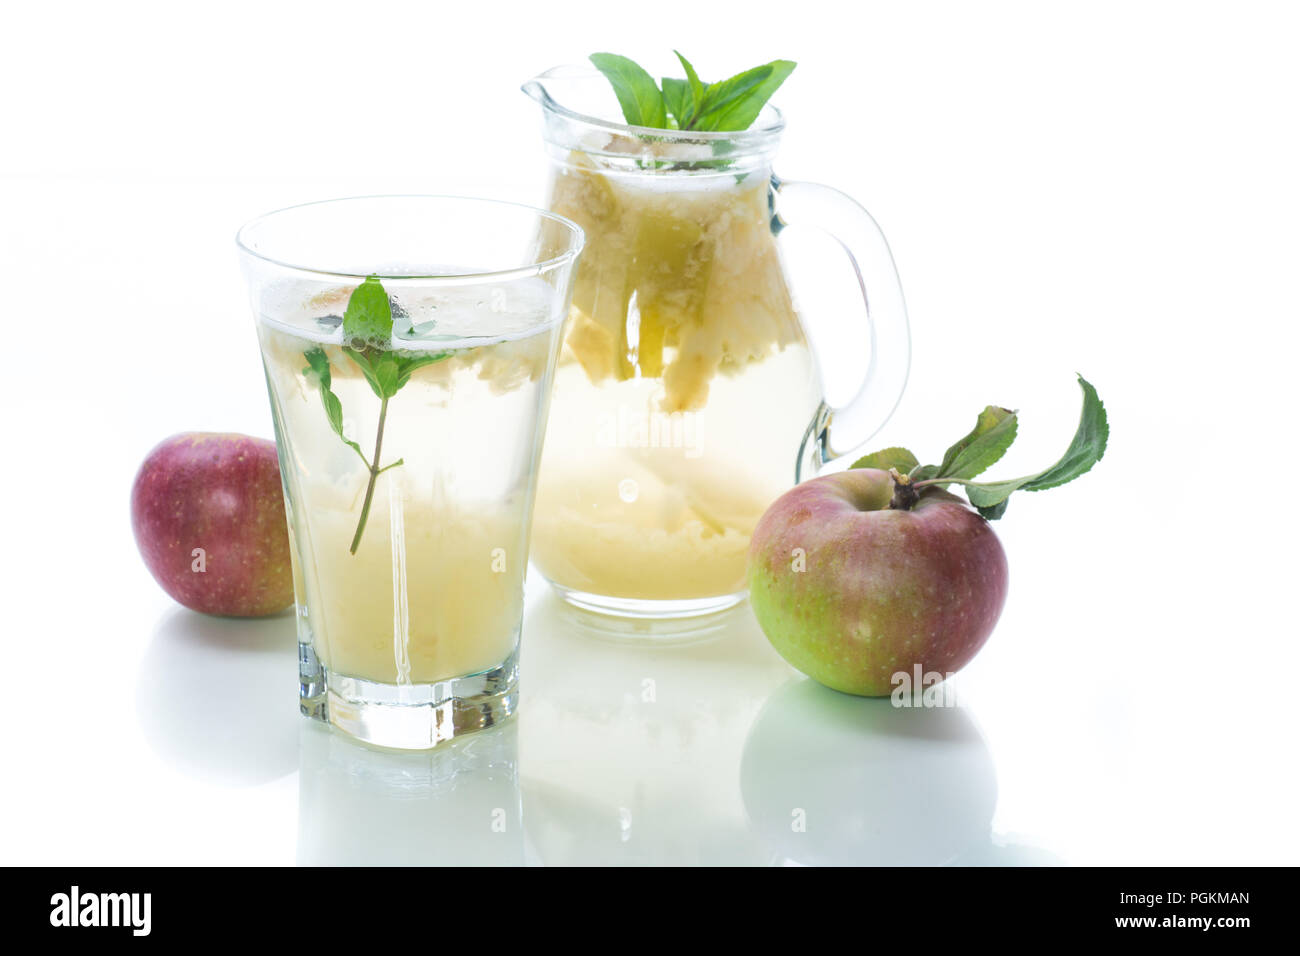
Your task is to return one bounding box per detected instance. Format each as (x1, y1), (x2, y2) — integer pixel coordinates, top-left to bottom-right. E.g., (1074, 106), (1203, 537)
(549, 583), (747, 621)
(299, 641), (518, 750)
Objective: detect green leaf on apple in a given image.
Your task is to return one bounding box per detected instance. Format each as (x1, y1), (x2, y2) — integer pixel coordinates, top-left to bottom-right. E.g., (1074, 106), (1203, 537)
(958, 376), (1108, 512)
(850, 447), (920, 473)
(934, 405), (1018, 481)
(851, 375), (1108, 519)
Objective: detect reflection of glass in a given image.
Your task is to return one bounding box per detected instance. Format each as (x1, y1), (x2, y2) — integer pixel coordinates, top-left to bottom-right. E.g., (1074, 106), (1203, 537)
(297, 720), (523, 865)
(517, 592), (791, 864)
(740, 678), (999, 865)
(238, 197), (583, 749)
(524, 70), (910, 619)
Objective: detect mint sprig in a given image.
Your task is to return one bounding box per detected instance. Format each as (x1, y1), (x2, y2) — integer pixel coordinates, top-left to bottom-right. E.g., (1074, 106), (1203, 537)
(590, 51), (795, 133)
(851, 375), (1109, 519)
(300, 276), (449, 554)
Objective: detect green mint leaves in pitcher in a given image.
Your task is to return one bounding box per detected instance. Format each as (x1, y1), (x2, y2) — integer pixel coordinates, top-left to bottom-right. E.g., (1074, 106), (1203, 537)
(589, 51), (796, 131)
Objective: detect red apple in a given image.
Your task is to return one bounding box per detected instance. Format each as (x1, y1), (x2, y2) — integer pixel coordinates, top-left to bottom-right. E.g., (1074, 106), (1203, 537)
(131, 432), (293, 617)
(747, 469), (1008, 696)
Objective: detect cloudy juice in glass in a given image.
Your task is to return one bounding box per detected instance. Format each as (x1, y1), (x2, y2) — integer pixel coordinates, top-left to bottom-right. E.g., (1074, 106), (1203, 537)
(238, 197), (582, 749)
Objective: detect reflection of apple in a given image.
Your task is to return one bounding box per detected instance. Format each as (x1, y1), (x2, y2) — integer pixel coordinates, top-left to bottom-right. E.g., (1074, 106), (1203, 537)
(748, 469), (1008, 696)
(136, 607), (298, 786)
(131, 432), (293, 617)
(740, 677), (997, 865)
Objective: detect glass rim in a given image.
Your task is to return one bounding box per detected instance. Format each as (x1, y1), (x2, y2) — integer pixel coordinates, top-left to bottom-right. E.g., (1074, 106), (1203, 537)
(523, 71), (786, 148)
(235, 194), (586, 285)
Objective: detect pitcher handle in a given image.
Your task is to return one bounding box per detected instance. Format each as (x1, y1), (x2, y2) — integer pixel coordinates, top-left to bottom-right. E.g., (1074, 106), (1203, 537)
(771, 176), (911, 478)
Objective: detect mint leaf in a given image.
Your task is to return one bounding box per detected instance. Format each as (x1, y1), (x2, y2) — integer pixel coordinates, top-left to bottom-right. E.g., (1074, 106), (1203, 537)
(850, 447), (920, 473)
(343, 346), (424, 399)
(320, 388), (350, 447)
(692, 66), (771, 130)
(342, 346), (383, 399)
(936, 406), (1018, 481)
(302, 348), (366, 465)
(962, 376), (1108, 513)
(343, 276), (394, 345)
(693, 60), (795, 132)
(302, 346), (332, 391)
(674, 50), (706, 116)
(589, 51), (793, 133)
(395, 351), (451, 389)
(662, 78), (693, 128)
(589, 53), (667, 128)
(372, 352), (401, 398)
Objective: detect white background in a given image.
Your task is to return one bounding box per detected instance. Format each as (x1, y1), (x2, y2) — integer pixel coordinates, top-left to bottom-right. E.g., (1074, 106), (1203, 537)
(2, 0), (1298, 865)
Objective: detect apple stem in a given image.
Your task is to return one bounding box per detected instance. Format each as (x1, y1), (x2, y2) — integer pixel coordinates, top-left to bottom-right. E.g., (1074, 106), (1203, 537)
(888, 468), (920, 511)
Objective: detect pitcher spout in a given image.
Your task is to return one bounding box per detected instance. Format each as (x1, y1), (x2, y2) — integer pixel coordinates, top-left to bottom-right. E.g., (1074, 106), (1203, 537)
(521, 64), (599, 114)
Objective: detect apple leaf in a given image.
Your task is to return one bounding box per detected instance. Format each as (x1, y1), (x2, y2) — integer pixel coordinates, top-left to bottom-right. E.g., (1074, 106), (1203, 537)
(884, 375), (1108, 520)
(850, 447), (920, 473)
(974, 498), (1008, 521)
(937, 406), (1019, 481)
(910, 406), (1017, 482)
(957, 376), (1108, 516)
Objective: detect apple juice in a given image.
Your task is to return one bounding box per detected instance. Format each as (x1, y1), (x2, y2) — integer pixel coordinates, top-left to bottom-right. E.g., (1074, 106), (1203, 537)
(532, 160), (822, 607)
(258, 283), (561, 685)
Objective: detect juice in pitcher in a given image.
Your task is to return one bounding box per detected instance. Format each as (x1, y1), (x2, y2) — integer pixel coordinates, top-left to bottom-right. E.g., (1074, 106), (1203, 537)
(525, 56), (909, 618)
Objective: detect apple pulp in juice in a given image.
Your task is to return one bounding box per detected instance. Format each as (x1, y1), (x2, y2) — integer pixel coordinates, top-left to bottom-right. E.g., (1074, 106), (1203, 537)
(259, 284), (560, 684)
(532, 162), (821, 602)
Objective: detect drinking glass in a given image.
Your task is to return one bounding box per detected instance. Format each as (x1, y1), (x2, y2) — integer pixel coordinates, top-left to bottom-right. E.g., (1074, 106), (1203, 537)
(237, 196), (583, 749)
(524, 68), (910, 619)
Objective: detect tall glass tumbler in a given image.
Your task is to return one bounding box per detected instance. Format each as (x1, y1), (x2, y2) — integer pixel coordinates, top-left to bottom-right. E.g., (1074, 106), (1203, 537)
(237, 196), (583, 750)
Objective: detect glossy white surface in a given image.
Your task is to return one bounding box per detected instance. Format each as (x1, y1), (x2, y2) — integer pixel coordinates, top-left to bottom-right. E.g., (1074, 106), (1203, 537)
(3, 0), (1298, 865)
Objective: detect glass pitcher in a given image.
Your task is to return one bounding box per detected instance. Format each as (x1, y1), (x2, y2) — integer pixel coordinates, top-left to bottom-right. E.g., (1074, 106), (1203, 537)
(524, 68), (909, 619)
